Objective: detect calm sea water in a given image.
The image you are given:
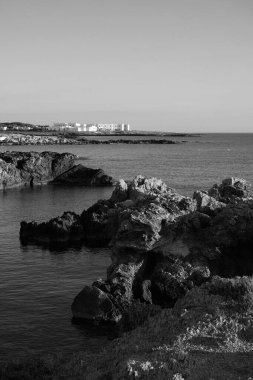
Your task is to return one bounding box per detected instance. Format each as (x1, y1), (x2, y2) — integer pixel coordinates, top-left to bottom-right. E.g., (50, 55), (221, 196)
(0, 133), (253, 361)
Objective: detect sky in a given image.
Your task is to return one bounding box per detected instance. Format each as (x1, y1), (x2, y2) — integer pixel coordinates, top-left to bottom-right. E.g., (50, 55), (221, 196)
(0, 0), (253, 132)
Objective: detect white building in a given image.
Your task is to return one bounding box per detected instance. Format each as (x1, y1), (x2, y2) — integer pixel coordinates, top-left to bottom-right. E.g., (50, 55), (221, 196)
(49, 122), (129, 133)
(87, 125), (98, 132)
(96, 123), (117, 131)
(115, 124), (131, 132)
(49, 123), (72, 131)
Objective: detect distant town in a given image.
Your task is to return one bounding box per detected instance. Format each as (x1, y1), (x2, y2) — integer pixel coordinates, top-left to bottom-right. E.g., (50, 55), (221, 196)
(0, 122), (131, 134)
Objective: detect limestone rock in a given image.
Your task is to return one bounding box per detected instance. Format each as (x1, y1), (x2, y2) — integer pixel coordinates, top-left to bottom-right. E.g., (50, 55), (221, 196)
(128, 175), (168, 203)
(193, 190), (226, 215)
(110, 179), (129, 203)
(208, 177), (250, 203)
(112, 203), (169, 256)
(106, 262), (144, 309)
(0, 158), (22, 188)
(0, 151), (76, 189)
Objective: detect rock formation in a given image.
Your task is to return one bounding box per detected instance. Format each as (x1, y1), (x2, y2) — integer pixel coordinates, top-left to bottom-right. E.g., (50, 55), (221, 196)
(20, 174), (253, 333)
(20, 212), (83, 247)
(15, 174), (253, 379)
(0, 151), (114, 190)
(0, 151), (75, 189)
(70, 175), (253, 325)
(51, 164), (114, 186)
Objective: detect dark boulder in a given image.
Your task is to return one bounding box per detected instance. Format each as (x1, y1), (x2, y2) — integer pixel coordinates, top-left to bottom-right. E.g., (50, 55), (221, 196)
(150, 255), (210, 307)
(71, 285), (121, 323)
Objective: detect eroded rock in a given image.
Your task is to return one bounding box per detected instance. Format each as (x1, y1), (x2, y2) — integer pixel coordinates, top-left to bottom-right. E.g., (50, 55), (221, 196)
(0, 151), (76, 189)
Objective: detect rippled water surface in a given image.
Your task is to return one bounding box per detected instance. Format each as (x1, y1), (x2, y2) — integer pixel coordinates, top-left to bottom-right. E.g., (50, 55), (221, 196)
(0, 133), (253, 360)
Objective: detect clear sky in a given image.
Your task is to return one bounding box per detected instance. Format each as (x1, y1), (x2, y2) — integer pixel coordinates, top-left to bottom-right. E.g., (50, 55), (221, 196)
(0, 0), (253, 132)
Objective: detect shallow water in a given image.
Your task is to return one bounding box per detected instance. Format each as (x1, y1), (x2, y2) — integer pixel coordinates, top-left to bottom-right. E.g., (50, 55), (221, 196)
(0, 133), (253, 360)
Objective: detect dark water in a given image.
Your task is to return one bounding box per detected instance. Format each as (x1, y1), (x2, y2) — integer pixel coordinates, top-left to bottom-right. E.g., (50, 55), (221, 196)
(0, 133), (253, 361)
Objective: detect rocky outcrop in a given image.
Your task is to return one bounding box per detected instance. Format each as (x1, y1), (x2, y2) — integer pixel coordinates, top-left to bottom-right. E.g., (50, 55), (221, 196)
(0, 151), (115, 190)
(71, 176), (253, 324)
(208, 177), (250, 202)
(20, 212), (83, 247)
(51, 164), (114, 186)
(0, 151), (76, 189)
(19, 173), (253, 327)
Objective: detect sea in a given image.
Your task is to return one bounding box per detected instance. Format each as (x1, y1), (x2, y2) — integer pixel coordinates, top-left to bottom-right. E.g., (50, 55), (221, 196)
(0, 133), (253, 361)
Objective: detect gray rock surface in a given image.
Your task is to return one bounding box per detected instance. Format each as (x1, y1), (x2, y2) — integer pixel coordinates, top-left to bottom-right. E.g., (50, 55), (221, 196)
(0, 151), (76, 189)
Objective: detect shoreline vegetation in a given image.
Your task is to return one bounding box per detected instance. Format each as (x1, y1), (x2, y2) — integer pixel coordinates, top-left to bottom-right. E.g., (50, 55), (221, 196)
(12, 175), (253, 379)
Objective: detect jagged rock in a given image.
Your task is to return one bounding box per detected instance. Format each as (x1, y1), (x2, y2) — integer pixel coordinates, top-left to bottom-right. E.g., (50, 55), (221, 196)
(208, 177), (250, 202)
(112, 192), (196, 257)
(128, 175), (168, 202)
(81, 200), (119, 246)
(150, 256), (210, 307)
(74, 261), (144, 323)
(0, 151), (76, 189)
(107, 262), (144, 309)
(0, 158), (22, 188)
(20, 211), (83, 246)
(193, 190), (226, 215)
(51, 164), (114, 186)
(110, 179), (129, 203)
(112, 203), (169, 256)
(155, 199), (253, 279)
(71, 285), (121, 323)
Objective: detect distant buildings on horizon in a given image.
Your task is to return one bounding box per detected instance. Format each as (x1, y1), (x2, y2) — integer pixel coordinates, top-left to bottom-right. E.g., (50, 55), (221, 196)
(49, 122), (131, 133)
(0, 121), (131, 133)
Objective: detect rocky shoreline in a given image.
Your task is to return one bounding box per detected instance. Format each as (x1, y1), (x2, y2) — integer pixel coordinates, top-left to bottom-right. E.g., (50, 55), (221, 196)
(0, 133), (183, 145)
(17, 175), (253, 378)
(0, 151), (114, 189)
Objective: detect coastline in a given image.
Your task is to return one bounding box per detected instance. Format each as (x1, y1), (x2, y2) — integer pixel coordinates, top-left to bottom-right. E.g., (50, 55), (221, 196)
(0, 133), (185, 146)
